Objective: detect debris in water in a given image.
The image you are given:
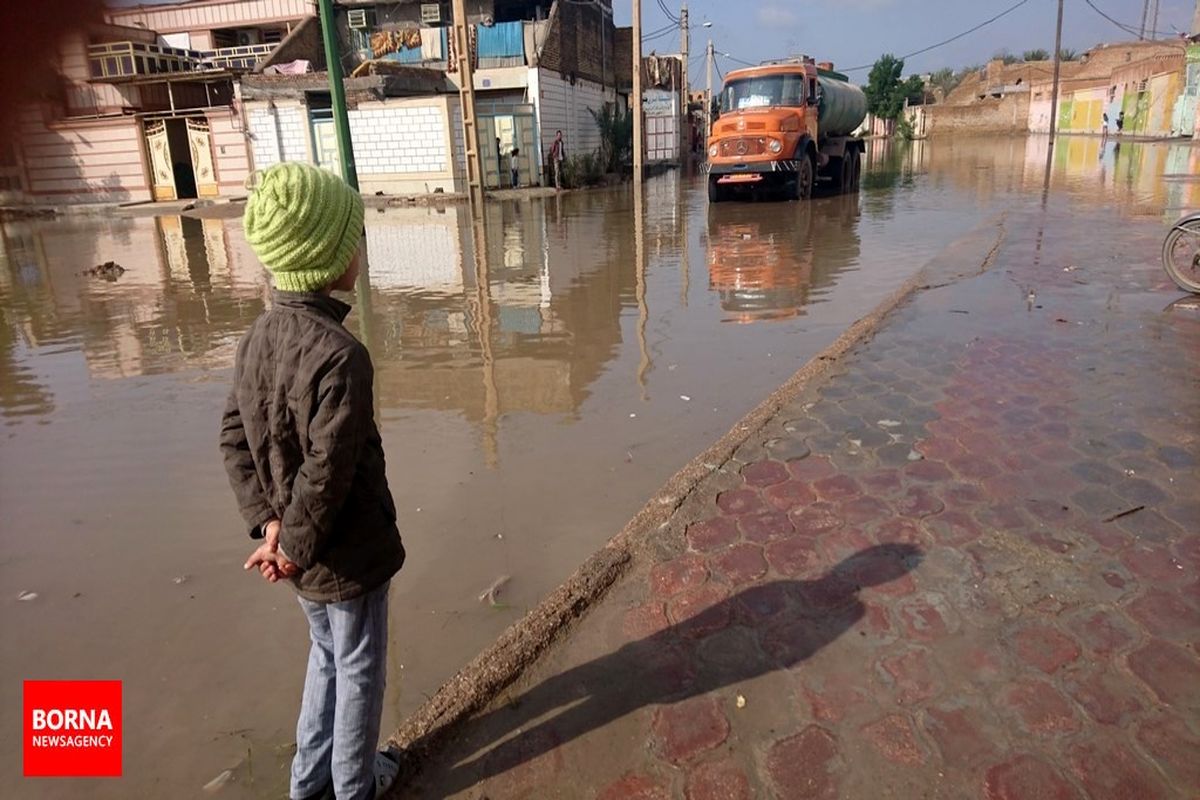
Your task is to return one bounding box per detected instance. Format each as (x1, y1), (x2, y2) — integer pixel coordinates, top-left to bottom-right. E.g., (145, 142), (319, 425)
(478, 575), (511, 607)
(629, 413), (637, 418)
(668, 364), (678, 371)
(878, 420), (902, 428)
(1063, 265), (1080, 272)
(907, 450), (923, 462)
(202, 769), (233, 793)
(680, 395), (691, 402)
(736, 694), (747, 709)
(82, 261), (126, 281)
(948, 309), (970, 315)
(17, 590), (38, 602)
(1102, 505), (1145, 523)
(172, 575), (190, 585)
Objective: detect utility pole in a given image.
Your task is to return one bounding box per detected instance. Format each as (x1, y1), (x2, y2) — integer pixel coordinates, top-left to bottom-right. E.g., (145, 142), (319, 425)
(633, 0), (644, 182)
(452, 0), (485, 206)
(706, 39), (713, 140)
(680, 4), (689, 166)
(317, 0), (358, 189)
(1048, 0), (1065, 147)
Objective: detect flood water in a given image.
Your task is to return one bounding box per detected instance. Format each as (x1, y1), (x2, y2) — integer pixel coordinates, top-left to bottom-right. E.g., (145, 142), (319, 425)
(2, 136), (1197, 798)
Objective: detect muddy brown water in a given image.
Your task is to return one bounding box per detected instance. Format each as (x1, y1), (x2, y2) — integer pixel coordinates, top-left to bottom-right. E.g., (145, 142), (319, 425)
(2, 137), (1196, 798)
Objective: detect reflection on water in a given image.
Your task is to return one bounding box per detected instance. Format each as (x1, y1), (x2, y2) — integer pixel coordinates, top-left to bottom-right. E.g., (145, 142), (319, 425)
(705, 196), (862, 323)
(0, 136), (1194, 799)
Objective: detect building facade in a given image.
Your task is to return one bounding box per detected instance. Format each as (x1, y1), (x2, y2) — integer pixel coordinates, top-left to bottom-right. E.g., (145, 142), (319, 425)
(241, 0), (624, 193)
(7, 0), (313, 206)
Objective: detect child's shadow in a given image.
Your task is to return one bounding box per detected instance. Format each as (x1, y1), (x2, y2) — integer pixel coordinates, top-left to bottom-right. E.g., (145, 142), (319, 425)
(405, 543), (922, 795)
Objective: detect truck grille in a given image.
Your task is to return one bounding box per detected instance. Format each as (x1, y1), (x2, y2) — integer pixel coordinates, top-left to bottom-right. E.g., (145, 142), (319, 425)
(720, 138), (766, 157)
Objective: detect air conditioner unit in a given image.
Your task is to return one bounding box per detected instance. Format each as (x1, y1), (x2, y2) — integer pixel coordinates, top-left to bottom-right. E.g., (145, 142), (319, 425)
(420, 4), (442, 24)
(347, 9), (371, 30)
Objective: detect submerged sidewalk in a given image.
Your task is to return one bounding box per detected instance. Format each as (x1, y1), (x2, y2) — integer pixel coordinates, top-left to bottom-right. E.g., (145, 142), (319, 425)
(393, 204), (1200, 799)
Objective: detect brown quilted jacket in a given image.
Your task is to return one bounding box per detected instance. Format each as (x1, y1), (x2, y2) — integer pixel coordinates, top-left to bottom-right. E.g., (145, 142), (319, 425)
(219, 291), (405, 602)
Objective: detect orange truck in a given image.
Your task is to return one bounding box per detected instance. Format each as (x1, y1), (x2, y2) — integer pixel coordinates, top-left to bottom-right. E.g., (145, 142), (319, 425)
(707, 57), (868, 202)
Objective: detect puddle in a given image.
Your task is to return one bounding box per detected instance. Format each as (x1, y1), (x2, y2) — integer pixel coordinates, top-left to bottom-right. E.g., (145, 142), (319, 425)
(0, 136), (1191, 798)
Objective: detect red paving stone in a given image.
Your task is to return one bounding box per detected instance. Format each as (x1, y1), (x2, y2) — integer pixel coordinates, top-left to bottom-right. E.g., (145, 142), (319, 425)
(396, 211), (1200, 800)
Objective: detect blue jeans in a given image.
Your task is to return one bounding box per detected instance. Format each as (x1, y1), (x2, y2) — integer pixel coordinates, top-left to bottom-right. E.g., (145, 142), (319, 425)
(290, 581), (390, 800)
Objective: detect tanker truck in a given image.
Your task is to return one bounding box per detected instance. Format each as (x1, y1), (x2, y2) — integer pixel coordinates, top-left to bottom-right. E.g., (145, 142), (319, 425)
(706, 57), (867, 203)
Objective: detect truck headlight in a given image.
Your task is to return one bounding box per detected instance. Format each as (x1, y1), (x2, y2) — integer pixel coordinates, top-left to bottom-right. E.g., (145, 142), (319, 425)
(768, 139), (783, 154)
(709, 145), (719, 158)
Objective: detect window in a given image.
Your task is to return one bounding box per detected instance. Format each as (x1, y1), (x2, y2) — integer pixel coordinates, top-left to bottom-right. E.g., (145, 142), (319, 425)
(720, 74), (806, 113)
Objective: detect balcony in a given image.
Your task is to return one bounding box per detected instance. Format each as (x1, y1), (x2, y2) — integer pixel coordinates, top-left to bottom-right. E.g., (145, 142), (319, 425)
(351, 20), (549, 72)
(88, 41), (277, 81)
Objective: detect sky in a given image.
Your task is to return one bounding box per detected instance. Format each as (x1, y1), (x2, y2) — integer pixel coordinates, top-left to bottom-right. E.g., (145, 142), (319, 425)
(103, 0), (1197, 77)
(614, 0), (1198, 78)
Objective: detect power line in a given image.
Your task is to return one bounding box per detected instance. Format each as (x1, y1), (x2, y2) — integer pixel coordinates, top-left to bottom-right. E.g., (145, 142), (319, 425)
(1082, 0), (1175, 38)
(655, 0), (679, 24)
(643, 22), (680, 43)
(841, 0), (1033, 72)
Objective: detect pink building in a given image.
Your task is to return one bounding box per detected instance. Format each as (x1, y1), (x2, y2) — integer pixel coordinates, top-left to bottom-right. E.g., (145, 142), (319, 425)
(7, 0), (312, 205)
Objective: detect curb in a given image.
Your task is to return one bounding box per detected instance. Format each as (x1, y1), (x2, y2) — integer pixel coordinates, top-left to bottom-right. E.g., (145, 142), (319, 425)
(382, 213), (1009, 777)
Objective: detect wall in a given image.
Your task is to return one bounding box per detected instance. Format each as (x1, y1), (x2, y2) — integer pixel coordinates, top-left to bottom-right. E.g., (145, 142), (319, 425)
(246, 101), (310, 166)
(14, 109), (150, 204)
(244, 95), (463, 194)
(349, 97), (460, 193)
(206, 108), (252, 193)
(535, 68), (611, 164)
(927, 94), (1030, 136)
(106, 0), (314, 34)
(540, 0), (615, 87)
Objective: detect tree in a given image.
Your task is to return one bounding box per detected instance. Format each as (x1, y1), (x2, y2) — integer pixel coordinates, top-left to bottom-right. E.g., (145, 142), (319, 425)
(928, 67), (962, 99)
(865, 54), (924, 122)
(1058, 48), (1079, 61)
(993, 49), (1020, 64)
(1022, 49), (1050, 61)
(590, 102), (632, 174)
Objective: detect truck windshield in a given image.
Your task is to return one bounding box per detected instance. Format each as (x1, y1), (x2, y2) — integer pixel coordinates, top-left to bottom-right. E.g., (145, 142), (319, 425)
(720, 74), (806, 113)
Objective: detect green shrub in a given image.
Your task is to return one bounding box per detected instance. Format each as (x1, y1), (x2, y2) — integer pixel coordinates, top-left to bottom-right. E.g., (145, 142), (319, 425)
(561, 152), (604, 188)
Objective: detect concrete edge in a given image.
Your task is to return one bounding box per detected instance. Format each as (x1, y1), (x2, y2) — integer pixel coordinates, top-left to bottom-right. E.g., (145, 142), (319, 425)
(382, 213), (1010, 772)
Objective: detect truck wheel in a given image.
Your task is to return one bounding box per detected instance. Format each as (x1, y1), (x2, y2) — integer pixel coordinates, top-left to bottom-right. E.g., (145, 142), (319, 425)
(840, 155), (854, 194)
(791, 157), (814, 201)
(708, 176), (727, 203)
(849, 149), (862, 191)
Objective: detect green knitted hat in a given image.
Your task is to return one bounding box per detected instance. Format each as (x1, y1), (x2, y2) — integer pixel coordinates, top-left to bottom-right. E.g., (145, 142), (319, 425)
(243, 163), (365, 293)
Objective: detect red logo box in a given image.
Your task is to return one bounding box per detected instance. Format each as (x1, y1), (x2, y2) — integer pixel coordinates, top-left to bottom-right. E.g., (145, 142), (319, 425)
(24, 681), (122, 777)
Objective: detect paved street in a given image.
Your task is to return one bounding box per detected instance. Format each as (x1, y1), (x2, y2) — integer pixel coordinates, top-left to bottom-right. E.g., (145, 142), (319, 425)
(396, 202), (1200, 798)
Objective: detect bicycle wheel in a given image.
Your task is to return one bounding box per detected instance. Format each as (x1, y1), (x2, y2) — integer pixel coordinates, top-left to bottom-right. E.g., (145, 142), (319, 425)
(1162, 220), (1200, 294)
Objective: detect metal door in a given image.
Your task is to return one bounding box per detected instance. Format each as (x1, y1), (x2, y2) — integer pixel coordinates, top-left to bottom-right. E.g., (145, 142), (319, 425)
(310, 109), (341, 178)
(145, 120), (176, 201)
(186, 119), (219, 198)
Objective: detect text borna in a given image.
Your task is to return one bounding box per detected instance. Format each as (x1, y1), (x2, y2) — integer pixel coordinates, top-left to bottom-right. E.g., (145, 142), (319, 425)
(31, 709), (114, 730)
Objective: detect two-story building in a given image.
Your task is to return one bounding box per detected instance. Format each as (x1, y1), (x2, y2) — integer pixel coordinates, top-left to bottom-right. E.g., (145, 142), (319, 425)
(7, 0), (312, 206)
(241, 0), (623, 193)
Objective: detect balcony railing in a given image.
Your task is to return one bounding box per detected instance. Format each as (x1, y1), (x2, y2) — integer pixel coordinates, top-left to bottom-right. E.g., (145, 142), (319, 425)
(88, 41), (276, 81)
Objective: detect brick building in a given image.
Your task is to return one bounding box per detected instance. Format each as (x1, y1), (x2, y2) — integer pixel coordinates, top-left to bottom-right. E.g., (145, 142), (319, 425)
(240, 0), (623, 192)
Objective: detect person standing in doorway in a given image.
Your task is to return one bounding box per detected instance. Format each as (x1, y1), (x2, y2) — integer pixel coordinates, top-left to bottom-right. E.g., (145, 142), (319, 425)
(510, 147), (521, 189)
(1102, 112), (1109, 140)
(1116, 111), (1125, 134)
(223, 163), (406, 800)
(550, 130), (565, 190)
